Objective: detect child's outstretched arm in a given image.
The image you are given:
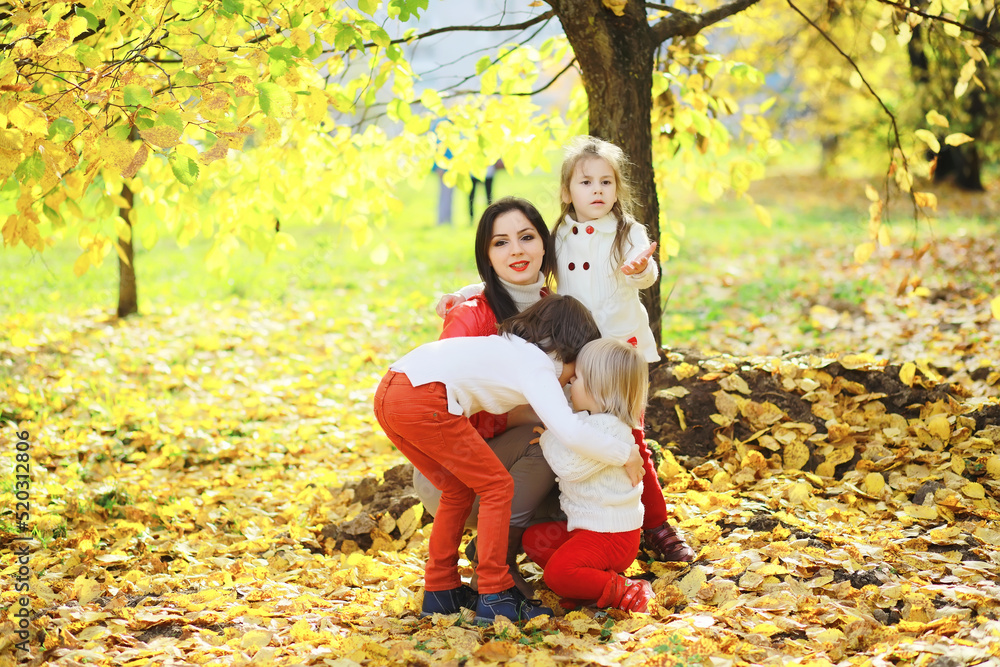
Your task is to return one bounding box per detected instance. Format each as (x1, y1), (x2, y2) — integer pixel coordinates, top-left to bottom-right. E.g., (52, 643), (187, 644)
(620, 222), (659, 289)
(621, 242), (657, 276)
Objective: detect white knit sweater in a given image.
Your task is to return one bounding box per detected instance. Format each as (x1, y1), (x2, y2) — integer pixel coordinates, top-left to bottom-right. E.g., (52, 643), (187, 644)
(553, 213), (659, 362)
(539, 412), (644, 533)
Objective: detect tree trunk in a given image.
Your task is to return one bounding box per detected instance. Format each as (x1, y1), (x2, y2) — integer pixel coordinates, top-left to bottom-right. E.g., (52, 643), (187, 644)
(117, 181), (138, 318)
(552, 1), (662, 351)
(117, 128), (138, 318)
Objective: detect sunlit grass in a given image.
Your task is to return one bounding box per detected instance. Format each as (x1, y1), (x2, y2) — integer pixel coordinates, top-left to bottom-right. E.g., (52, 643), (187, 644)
(1, 156), (995, 359)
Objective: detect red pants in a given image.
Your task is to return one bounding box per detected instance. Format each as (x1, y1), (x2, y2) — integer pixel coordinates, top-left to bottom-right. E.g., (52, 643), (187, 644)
(522, 521), (640, 600)
(373, 370), (515, 594)
(634, 422), (667, 529)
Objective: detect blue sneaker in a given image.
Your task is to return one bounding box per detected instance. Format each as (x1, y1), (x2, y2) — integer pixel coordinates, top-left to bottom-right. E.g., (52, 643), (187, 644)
(421, 585), (478, 617)
(475, 587), (553, 623)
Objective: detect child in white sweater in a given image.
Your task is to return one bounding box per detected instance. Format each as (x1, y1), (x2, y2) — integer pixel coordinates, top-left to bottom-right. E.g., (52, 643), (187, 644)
(374, 295), (644, 623)
(523, 338), (656, 613)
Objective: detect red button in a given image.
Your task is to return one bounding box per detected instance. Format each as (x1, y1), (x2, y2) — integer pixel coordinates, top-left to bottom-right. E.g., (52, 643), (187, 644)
(572, 226), (579, 234)
(586, 225), (594, 234)
(568, 262), (575, 270)
(583, 262), (590, 270)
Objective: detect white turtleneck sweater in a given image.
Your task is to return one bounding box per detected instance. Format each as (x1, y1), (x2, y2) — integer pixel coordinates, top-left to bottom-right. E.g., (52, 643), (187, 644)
(553, 213), (659, 362)
(539, 412), (644, 533)
(498, 275), (545, 313)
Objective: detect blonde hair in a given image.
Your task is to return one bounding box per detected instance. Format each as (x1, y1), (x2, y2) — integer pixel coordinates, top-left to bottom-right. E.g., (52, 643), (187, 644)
(576, 338), (648, 428)
(554, 135), (637, 269)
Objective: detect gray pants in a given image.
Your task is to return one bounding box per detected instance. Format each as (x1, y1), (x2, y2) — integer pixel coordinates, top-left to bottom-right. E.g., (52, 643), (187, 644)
(413, 424), (562, 528)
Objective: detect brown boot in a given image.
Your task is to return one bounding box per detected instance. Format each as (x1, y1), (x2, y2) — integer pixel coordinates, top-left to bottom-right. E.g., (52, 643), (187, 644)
(643, 522), (696, 562)
(506, 526), (536, 600)
(597, 574), (654, 613)
(466, 527), (536, 599)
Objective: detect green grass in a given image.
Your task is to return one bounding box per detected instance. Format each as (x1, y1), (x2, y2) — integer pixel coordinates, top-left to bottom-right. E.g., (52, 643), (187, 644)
(1, 160), (995, 357)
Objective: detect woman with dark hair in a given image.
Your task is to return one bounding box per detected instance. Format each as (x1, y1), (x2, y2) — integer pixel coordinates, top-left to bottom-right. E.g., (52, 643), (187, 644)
(415, 196), (559, 598)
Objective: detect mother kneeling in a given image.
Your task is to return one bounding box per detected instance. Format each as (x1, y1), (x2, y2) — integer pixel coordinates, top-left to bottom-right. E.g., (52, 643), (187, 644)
(414, 196), (557, 598)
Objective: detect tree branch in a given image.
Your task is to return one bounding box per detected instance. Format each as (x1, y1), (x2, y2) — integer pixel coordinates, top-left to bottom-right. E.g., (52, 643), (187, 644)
(644, 2), (679, 13)
(512, 57), (578, 96)
(785, 0), (918, 217)
(874, 0), (1000, 48)
(651, 0), (760, 43)
(344, 9), (557, 53)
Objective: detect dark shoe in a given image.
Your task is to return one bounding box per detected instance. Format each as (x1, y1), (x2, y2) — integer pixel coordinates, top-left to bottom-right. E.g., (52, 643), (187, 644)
(475, 587), (552, 623)
(597, 575), (655, 613)
(421, 585), (478, 617)
(643, 522), (696, 562)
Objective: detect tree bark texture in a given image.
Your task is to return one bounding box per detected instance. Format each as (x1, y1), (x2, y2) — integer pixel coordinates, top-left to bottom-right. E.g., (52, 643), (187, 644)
(546, 0), (761, 352)
(550, 0), (663, 350)
(117, 128), (138, 318)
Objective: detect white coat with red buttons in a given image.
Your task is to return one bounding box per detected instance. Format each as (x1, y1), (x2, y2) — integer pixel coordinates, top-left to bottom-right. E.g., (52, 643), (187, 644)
(554, 212), (660, 362)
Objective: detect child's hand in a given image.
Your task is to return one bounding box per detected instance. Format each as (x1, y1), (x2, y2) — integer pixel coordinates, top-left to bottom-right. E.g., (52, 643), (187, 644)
(624, 446), (644, 486)
(621, 242), (657, 276)
(436, 293), (466, 318)
(529, 426), (546, 445)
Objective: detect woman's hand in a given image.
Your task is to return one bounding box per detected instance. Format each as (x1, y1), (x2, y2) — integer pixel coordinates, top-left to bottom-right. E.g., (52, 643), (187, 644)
(621, 242), (658, 276)
(436, 293), (467, 318)
(624, 446), (644, 486)
(529, 426), (546, 445)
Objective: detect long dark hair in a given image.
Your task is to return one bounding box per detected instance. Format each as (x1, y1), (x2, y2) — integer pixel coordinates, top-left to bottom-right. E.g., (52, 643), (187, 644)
(498, 294), (600, 364)
(475, 196), (555, 324)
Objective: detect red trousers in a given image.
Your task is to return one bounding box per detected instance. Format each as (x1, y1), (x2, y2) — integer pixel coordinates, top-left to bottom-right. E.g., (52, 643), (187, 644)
(373, 370), (514, 594)
(634, 423), (667, 529)
(522, 521), (640, 600)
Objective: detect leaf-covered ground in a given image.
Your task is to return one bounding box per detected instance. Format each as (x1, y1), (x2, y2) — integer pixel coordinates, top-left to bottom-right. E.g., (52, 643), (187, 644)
(2, 179), (999, 666)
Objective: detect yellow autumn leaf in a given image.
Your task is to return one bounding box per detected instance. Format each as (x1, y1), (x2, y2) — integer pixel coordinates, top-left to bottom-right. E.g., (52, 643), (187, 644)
(240, 629), (273, 651)
(677, 566), (707, 599)
(961, 483), (985, 499)
(602, 0), (627, 16)
(913, 191), (938, 211)
(74, 577), (103, 605)
(864, 184), (880, 202)
(899, 362), (916, 387)
(671, 362), (700, 380)
(73, 251), (92, 277)
(869, 31), (886, 52)
(751, 622), (782, 637)
(914, 129), (940, 153)
(991, 295), (1000, 319)
(926, 415), (951, 441)
(987, 456), (1000, 478)
(944, 132), (974, 146)
(925, 110), (950, 127)
(863, 472), (885, 496)
(784, 443), (811, 471)
(719, 373), (751, 394)
(840, 353), (876, 370)
(853, 241), (875, 264)
(755, 204), (772, 228)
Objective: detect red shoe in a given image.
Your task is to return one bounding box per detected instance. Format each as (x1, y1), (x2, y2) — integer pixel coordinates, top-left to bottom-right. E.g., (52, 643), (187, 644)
(597, 575), (654, 613)
(643, 522), (696, 562)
